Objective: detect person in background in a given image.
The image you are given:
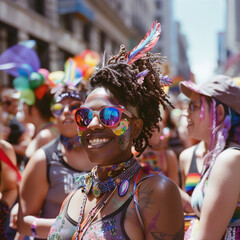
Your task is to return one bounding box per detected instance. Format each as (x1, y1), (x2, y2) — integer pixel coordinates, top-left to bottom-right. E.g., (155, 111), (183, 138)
(179, 75), (240, 239)
(18, 87), (58, 160)
(14, 60), (96, 240)
(1, 88), (32, 169)
(0, 99), (21, 239)
(0, 41), (58, 162)
(138, 106), (179, 185)
(48, 22), (184, 240)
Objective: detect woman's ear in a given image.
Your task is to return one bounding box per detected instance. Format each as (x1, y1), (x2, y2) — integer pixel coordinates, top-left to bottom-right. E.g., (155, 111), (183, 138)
(132, 118), (143, 138)
(217, 104), (225, 124)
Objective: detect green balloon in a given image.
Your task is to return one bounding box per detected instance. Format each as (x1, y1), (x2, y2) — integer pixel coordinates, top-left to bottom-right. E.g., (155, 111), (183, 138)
(13, 76), (30, 90)
(29, 72), (45, 89)
(20, 89), (35, 106)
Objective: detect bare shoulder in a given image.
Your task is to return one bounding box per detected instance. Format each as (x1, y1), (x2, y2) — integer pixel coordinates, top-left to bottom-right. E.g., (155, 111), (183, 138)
(139, 173), (180, 200)
(138, 173), (184, 239)
(24, 149), (47, 175)
(166, 148), (177, 159)
(215, 147), (240, 168)
(35, 128), (56, 147)
(179, 145), (195, 164)
(0, 139), (14, 153)
(0, 139), (16, 164)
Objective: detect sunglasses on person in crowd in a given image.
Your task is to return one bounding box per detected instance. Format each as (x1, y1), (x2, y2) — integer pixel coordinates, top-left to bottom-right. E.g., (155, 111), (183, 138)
(3, 100), (12, 106)
(51, 102), (81, 117)
(73, 106), (134, 128)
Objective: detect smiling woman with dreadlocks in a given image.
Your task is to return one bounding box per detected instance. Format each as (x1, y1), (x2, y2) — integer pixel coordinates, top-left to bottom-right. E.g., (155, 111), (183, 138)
(48, 22), (184, 240)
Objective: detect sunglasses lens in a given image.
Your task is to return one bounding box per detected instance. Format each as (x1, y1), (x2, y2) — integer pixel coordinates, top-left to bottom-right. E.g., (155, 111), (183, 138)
(76, 108), (93, 127)
(100, 107), (120, 126)
(51, 103), (64, 116)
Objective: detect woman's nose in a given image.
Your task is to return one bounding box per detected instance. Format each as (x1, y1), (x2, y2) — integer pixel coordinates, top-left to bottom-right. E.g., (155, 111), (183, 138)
(182, 108), (190, 117)
(62, 105), (72, 115)
(87, 114), (104, 130)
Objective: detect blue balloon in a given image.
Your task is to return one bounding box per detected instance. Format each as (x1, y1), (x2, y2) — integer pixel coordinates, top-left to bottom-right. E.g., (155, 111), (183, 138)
(17, 64), (34, 77)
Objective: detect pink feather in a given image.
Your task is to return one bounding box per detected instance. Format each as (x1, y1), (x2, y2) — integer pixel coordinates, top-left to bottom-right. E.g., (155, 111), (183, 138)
(125, 21), (161, 65)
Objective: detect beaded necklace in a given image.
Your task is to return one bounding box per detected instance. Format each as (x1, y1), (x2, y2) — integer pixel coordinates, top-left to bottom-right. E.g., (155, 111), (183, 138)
(74, 187), (117, 240)
(85, 160), (140, 197)
(60, 134), (81, 151)
(74, 158), (141, 239)
(98, 157), (136, 177)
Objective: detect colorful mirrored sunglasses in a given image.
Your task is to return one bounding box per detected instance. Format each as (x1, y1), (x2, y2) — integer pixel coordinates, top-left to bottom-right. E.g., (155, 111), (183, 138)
(51, 102), (81, 117)
(73, 106), (134, 128)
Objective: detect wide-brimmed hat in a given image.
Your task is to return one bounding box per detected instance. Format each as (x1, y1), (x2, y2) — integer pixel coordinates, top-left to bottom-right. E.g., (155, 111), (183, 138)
(179, 75), (240, 114)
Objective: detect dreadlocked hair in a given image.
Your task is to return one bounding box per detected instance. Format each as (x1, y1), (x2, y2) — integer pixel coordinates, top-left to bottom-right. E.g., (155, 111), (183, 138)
(89, 44), (173, 155)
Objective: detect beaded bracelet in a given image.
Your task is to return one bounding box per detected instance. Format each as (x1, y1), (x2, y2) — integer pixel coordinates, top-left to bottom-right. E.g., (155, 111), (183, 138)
(31, 217), (40, 238)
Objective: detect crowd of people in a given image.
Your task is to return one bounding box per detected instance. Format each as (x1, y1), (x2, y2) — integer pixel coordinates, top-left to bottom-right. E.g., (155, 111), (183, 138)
(0, 21), (240, 240)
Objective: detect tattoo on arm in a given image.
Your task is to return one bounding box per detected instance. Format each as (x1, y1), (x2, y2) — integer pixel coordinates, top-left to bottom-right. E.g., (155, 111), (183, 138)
(138, 183), (154, 210)
(151, 225), (184, 240)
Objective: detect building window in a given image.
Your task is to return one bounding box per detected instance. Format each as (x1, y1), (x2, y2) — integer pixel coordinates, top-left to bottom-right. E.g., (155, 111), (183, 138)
(29, 36), (49, 69)
(155, 0), (161, 9)
(83, 21), (91, 42)
(59, 49), (72, 69)
(111, 40), (118, 55)
(100, 31), (106, 53)
(28, 0), (45, 16)
(59, 14), (74, 33)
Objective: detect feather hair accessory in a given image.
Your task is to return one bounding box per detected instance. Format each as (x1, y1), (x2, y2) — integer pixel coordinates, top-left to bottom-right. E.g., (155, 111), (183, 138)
(136, 70), (149, 84)
(124, 21), (161, 65)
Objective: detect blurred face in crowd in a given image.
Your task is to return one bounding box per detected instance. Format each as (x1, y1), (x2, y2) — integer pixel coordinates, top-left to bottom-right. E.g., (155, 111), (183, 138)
(2, 96), (19, 115)
(52, 97), (82, 138)
(184, 92), (211, 144)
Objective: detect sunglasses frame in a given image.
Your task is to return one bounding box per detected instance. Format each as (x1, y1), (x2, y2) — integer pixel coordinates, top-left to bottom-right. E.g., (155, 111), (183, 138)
(73, 105), (134, 129)
(51, 102), (82, 117)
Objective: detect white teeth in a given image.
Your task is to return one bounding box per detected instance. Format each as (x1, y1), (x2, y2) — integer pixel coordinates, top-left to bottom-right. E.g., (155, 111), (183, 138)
(89, 138), (110, 145)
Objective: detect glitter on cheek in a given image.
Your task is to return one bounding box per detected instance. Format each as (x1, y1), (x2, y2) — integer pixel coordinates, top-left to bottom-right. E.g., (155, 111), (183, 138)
(112, 118), (129, 136)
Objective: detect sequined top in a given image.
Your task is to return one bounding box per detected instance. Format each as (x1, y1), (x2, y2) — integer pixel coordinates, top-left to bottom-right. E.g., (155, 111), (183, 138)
(48, 190), (133, 240)
(48, 169), (152, 240)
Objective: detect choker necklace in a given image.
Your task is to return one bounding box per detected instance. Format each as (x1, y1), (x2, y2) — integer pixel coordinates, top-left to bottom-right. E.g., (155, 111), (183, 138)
(78, 159), (140, 198)
(98, 158), (136, 177)
(60, 134), (81, 151)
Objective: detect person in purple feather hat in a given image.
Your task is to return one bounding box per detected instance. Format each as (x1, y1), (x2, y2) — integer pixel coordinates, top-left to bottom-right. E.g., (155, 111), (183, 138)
(47, 22), (184, 240)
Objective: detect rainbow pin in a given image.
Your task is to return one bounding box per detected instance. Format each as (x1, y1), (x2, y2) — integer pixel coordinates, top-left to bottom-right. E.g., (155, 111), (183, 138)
(118, 180), (129, 197)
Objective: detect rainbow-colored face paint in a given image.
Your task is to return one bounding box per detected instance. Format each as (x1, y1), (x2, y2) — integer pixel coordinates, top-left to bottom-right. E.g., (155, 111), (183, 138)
(77, 127), (83, 136)
(112, 118), (130, 136)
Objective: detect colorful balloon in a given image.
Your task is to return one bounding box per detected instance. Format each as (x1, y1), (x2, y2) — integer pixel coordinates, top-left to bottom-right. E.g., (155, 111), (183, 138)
(29, 72), (45, 89)
(20, 89), (35, 106)
(17, 63), (34, 77)
(13, 76), (30, 90)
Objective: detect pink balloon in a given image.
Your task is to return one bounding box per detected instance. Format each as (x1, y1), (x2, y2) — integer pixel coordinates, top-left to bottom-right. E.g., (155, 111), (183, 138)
(38, 68), (50, 82)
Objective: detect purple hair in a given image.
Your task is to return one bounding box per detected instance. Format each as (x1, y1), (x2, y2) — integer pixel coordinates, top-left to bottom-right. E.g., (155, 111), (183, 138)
(202, 98), (232, 176)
